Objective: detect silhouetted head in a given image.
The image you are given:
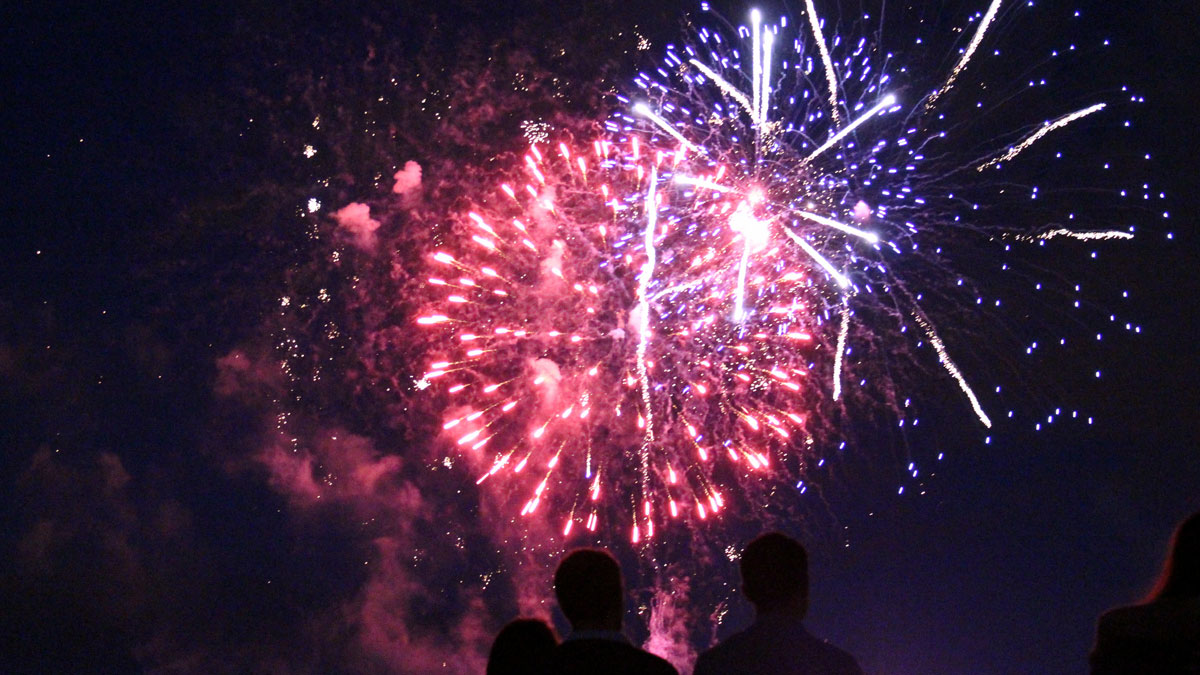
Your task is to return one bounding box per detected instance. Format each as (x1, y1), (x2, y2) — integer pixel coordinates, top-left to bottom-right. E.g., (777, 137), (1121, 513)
(487, 618), (557, 675)
(1148, 511), (1200, 602)
(554, 548), (623, 631)
(740, 532), (810, 616)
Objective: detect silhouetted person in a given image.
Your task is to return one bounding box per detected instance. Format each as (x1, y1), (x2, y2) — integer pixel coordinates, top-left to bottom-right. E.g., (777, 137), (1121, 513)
(488, 617), (558, 675)
(547, 548), (677, 675)
(694, 532), (863, 675)
(1090, 511), (1200, 673)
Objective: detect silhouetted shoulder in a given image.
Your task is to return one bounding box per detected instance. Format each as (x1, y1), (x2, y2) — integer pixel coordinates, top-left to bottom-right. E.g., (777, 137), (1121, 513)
(549, 639), (678, 675)
(1090, 598), (1200, 674)
(694, 620), (862, 675)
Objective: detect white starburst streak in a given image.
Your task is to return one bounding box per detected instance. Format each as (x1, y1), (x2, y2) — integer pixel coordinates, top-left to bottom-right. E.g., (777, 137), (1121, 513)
(833, 302), (850, 400)
(793, 209), (879, 243)
(1036, 228), (1134, 241)
(674, 175), (740, 193)
(803, 94), (896, 164)
(927, 0), (1004, 109)
(779, 223), (851, 288)
(688, 59), (762, 125)
(751, 9), (763, 125)
(912, 311), (993, 428)
(733, 230), (753, 323)
(634, 166), (659, 531)
(977, 103), (1107, 171)
(804, 0), (843, 127)
(633, 103), (700, 152)
(759, 28), (774, 129)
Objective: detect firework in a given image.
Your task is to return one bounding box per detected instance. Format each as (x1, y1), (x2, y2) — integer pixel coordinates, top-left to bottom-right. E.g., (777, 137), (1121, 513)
(415, 3), (1136, 542)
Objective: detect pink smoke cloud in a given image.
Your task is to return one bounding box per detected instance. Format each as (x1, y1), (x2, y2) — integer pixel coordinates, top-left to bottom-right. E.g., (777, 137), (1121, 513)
(242, 425), (497, 672)
(392, 160), (423, 195)
(645, 576), (699, 673)
(215, 349), (283, 400)
(334, 202), (383, 251)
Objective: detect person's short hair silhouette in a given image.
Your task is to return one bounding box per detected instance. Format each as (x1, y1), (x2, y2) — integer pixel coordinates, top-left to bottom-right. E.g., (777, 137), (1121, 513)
(1090, 511), (1200, 673)
(694, 532), (862, 675)
(487, 617), (557, 675)
(554, 548), (623, 630)
(546, 548), (677, 674)
(741, 531), (810, 613)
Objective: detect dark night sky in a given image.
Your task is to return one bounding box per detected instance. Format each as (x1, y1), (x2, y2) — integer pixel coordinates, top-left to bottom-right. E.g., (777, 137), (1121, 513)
(2, 1), (1198, 673)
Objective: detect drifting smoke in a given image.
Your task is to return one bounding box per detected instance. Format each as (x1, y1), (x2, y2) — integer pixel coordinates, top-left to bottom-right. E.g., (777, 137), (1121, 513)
(393, 160), (424, 196)
(333, 202), (383, 251)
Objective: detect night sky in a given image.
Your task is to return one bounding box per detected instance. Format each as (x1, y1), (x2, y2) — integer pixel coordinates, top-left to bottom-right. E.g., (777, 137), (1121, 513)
(3, 1), (1198, 673)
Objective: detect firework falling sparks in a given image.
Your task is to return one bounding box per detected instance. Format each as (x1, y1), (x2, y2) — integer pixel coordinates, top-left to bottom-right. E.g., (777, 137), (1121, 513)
(926, 0), (1005, 109)
(977, 103), (1108, 171)
(414, 3), (1143, 544)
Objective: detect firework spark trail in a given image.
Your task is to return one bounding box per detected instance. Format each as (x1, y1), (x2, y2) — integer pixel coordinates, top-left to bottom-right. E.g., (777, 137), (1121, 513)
(752, 9), (763, 125)
(833, 302), (850, 401)
(635, 165), (660, 541)
(977, 103), (1107, 171)
(794, 209), (879, 243)
(733, 241), (752, 323)
(927, 0), (1005, 109)
(804, 0), (843, 126)
(779, 224), (851, 288)
(633, 103), (700, 152)
(687, 59), (761, 125)
(912, 310), (993, 428)
(1035, 228), (1135, 241)
(673, 175), (740, 193)
(803, 94), (897, 164)
(759, 28), (774, 131)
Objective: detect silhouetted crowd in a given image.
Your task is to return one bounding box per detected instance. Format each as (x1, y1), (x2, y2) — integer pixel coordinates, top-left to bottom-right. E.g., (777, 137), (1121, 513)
(486, 511), (1200, 674)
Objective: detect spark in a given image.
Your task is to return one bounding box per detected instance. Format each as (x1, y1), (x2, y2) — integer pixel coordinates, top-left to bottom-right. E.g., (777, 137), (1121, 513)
(833, 302), (850, 401)
(912, 310), (992, 428)
(803, 94), (897, 164)
(927, 0), (1005, 109)
(688, 59), (760, 125)
(977, 103), (1107, 171)
(633, 103), (700, 152)
(635, 165), (659, 536)
(1035, 228), (1134, 241)
(779, 225), (851, 288)
(804, 0), (843, 126)
(751, 9), (763, 125)
(759, 26), (774, 129)
(793, 209), (879, 244)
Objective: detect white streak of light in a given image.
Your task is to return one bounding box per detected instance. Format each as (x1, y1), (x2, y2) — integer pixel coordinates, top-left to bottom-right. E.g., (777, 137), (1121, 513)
(795, 210), (879, 243)
(928, 0), (1004, 109)
(913, 311), (993, 428)
(635, 166), (659, 521)
(688, 59), (761, 125)
(733, 236), (752, 323)
(804, 94), (896, 163)
(760, 28), (774, 128)
(1038, 228), (1133, 241)
(633, 103), (699, 152)
(977, 103), (1106, 171)
(805, 0), (843, 127)
(674, 175), (740, 193)
(780, 225), (850, 288)
(751, 9), (762, 126)
(833, 302), (849, 400)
